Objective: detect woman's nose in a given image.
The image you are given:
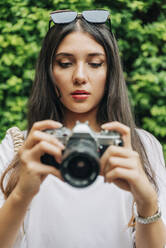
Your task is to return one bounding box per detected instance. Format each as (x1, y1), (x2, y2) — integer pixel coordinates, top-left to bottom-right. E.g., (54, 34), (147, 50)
(72, 63), (87, 85)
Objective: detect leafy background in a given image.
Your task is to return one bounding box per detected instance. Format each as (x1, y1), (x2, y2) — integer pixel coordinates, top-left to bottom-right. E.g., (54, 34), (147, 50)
(0, 0), (166, 160)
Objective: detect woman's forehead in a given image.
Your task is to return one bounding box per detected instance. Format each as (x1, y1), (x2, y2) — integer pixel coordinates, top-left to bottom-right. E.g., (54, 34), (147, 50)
(56, 31), (105, 55)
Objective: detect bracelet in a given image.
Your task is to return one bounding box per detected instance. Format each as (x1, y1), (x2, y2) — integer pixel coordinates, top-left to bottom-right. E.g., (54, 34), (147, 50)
(134, 202), (162, 224)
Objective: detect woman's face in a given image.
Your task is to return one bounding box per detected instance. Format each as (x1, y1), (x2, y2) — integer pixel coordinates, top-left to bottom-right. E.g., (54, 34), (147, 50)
(52, 31), (107, 118)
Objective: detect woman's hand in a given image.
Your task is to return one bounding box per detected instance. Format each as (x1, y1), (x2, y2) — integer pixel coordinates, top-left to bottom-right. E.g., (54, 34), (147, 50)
(100, 121), (158, 216)
(15, 120), (65, 201)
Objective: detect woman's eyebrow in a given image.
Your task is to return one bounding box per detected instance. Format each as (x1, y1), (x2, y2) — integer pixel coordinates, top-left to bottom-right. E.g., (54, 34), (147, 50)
(87, 53), (105, 57)
(55, 53), (73, 57)
(55, 52), (105, 58)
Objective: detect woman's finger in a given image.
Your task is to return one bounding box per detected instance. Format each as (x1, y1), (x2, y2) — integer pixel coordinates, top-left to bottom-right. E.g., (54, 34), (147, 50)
(25, 130), (65, 150)
(103, 157), (135, 175)
(101, 121), (132, 149)
(101, 145), (131, 164)
(20, 141), (63, 164)
(31, 120), (63, 132)
(100, 145), (135, 175)
(105, 167), (135, 183)
(25, 120), (63, 148)
(24, 161), (63, 180)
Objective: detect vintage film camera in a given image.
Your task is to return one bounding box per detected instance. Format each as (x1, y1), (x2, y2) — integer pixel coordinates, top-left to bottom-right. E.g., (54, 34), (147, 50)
(41, 121), (123, 188)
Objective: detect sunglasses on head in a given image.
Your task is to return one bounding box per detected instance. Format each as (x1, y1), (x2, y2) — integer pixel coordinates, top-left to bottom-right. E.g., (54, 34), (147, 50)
(49, 9), (112, 31)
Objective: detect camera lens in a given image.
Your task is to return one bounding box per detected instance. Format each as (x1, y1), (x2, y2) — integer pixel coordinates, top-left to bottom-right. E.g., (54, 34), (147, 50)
(67, 156), (93, 179)
(60, 138), (100, 187)
(61, 153), (99, 188)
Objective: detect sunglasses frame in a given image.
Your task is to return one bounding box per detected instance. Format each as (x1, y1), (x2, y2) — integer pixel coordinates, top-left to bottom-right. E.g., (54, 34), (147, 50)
(49, 9), (112, 32)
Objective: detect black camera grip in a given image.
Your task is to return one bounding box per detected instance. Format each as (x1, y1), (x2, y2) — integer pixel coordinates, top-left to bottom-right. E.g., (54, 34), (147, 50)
(40, 153), (60, 169)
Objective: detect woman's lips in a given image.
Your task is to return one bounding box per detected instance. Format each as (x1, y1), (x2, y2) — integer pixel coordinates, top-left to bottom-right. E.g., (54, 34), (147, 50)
(71, 90), (90, 100)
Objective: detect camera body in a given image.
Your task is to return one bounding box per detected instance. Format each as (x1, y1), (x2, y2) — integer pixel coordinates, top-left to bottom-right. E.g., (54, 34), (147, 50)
(41, 121), (123, 188)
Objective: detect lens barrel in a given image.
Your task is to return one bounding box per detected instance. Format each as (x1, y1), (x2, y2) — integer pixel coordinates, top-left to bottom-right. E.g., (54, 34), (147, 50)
(61, 138), (100, 187)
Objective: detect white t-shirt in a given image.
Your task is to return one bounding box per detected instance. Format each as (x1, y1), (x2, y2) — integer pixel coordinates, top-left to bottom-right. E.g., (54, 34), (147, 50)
(0, 129), (166, 248)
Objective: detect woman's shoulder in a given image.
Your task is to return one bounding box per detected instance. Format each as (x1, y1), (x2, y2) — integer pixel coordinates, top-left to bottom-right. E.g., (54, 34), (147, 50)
(136, 128), (162, 147)
(0, 127), (26, 173)
(136, 130), (166, 226)
(136, 128), (166, 173)
(136, 129), (164, 158)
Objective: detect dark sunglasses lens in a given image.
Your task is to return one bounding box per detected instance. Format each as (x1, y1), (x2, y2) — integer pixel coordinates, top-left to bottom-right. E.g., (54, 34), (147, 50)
(51, 11), (77, 24)
(82, 10), (109, 23)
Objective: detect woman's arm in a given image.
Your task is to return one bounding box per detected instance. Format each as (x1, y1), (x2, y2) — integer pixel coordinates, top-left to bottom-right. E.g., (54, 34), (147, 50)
(135, 130), (166, 248)
(0, 120), (64, 248)
(134, 187), (166, 248)
(100, 121), (166, 248)
(136, 208), (166, 248)
(0, 187), (33, 248)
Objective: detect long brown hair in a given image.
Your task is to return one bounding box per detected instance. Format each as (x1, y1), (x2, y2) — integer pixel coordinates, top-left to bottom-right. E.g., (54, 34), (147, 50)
(1, 18), (157, 199)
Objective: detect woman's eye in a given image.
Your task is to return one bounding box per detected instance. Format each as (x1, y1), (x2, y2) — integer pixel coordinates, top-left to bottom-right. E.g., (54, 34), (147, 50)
(89, 62), (103, 68)
(57, 61), (72, 68)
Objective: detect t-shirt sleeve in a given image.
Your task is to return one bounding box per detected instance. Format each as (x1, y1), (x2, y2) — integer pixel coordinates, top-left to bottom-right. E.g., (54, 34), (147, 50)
(0, 132), (15, 207)
(137, 129), (166, 225)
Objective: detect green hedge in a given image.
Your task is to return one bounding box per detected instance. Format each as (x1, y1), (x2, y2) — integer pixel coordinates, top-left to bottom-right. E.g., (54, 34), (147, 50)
(0, 0), (166, 160)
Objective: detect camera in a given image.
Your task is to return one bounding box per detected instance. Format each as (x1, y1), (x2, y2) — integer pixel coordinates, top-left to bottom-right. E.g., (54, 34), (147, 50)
(41, 121), (123, 188)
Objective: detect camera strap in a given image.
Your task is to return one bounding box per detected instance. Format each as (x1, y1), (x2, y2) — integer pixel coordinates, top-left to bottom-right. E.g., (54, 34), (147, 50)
(7, 127), (25, 154)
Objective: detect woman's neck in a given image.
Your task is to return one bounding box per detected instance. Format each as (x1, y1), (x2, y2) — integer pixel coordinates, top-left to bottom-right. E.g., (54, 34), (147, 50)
(63, 111), (101, 132)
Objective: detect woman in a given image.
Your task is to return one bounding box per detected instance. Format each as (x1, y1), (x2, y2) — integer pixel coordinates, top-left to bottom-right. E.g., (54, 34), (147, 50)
(0, 10), (166, 248)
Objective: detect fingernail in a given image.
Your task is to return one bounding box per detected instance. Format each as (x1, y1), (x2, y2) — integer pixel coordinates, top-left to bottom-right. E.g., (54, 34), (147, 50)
(101, 123), (111, 128)
(56, 157), (62, 164)
(55, 122), (63, 128)
(58, 158), (62, 164)
(57, 142), (65, 149)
